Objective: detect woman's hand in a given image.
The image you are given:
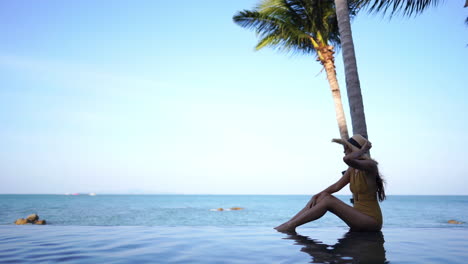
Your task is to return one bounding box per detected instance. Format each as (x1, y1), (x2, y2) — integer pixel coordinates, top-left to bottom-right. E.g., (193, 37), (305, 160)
(361, 140), (372, 152)
(308, 192), (326, 208)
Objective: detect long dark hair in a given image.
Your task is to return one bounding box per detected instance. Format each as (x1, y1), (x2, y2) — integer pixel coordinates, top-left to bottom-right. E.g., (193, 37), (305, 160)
(376, 167), (386, 202)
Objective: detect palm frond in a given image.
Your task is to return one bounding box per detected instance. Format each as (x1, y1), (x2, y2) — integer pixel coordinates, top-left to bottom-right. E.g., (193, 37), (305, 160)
(255, 33), (281, 50)
(233, 0), (348, 55)
(233, 10), (308, 42)
(352, 0), (444, 18)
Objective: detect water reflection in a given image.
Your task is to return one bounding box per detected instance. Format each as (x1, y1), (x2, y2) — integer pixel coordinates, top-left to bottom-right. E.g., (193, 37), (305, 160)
(284, 231), (388, 263)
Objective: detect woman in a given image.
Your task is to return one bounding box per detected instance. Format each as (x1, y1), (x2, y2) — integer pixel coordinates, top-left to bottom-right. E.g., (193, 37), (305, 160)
(275, 134), (385, 233)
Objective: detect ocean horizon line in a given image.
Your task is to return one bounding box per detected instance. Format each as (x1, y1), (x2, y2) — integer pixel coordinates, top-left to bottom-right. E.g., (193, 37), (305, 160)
(1, 193), (467, 196)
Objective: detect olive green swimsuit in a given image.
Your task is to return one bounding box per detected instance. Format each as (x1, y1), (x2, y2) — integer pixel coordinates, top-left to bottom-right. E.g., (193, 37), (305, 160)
(350, 169), (383, 227)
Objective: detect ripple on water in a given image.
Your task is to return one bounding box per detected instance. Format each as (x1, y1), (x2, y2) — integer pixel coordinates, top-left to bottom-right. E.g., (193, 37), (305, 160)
(1, 226), (468, 263)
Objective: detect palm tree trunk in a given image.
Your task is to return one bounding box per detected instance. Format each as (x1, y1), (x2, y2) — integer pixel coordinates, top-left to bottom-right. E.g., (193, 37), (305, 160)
(334, 0), (368, 139)
(323, 58), (349, 140)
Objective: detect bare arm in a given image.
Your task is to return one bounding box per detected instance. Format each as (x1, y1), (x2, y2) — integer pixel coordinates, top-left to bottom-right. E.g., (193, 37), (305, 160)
(343, 141), (377, 173)
(309, 168), (351, 208)
(322, 168), (351, 194)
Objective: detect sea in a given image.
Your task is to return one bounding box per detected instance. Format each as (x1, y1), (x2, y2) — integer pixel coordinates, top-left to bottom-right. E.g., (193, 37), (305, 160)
(1, 195), (467, 263)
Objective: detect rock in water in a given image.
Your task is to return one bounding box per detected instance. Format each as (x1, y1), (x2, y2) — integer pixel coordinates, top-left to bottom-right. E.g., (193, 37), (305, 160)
(230, 207), (244, 210)
(15, 214), (47, 225)
(448, 220), (464, 224)
(26, 214), (39, 222)
(216, 208), (224, 211)
(34, 220), (47, 225)
(15, 218), (29, 225)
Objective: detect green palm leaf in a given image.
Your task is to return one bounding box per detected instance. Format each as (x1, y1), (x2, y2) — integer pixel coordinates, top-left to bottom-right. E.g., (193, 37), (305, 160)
(353, 0), (444, 17)
(233, 0), (357, 55)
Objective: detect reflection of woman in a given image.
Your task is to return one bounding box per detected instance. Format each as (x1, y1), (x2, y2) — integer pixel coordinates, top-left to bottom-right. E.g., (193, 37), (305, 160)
(275, 134), (386, 233)
(285, 231), (387, 264)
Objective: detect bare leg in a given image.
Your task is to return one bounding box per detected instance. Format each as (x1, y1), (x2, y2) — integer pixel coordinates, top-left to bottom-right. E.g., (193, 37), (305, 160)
(274, 194), (328, 232)
(273, 211), (310, 234)
(278, 193), (329, 227)
(275, 193), (380, 233)
(282, 206), (310, 224)
(274, 201), (328, 233)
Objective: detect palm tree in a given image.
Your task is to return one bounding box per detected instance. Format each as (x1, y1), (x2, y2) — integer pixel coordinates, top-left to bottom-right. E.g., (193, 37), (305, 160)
(334, 0), (445, 139)
(334, 0), (366, 138)
(233, 0), (356, 140)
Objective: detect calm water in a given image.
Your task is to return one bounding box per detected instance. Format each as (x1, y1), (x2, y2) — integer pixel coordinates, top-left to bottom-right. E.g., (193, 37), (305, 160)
(1, 195), (468, 263)
(1, 195), (467, 227)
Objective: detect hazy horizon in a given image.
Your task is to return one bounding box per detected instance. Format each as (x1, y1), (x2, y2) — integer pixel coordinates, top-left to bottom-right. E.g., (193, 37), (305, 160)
(2, 192), (467, 196)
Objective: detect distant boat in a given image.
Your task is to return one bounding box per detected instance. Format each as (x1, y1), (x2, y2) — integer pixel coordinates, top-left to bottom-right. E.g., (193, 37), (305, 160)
(89, 193), (96, 196)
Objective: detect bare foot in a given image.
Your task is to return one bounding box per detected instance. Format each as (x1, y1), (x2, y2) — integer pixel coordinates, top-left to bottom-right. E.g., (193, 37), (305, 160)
(274, 223), (296, 234)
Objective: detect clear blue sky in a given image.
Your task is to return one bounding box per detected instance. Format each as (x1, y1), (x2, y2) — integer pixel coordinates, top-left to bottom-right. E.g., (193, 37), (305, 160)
(1, 0), (467, 195)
